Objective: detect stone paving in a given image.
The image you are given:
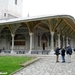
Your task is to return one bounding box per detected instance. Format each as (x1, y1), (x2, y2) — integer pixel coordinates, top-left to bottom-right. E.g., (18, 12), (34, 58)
(13, 53), (75, 75)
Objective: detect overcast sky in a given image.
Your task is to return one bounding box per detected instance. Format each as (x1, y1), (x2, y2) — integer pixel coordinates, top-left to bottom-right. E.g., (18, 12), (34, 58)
(22, 0), (75, 18)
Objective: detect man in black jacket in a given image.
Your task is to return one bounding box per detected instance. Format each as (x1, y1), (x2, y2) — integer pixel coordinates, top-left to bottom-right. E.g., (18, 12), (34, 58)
(55, 46), (60, 62)
(66, 45), (72, 63)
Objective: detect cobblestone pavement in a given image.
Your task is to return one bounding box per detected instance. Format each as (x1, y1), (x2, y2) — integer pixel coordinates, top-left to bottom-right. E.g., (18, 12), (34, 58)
(13, 53), (75, 75)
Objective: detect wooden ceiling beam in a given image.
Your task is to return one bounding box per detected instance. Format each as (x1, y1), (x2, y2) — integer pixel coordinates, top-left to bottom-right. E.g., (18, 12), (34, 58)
(37, 25), (49, 31)
(66, 29), (73, 36)
(6, 24), (13, 34)
(53, 19), (63, 31)
(47, 19), (52, 32)
(64, 19), (75, 32)
(24, 22), (31, 32)
(60, 25), (67, 34)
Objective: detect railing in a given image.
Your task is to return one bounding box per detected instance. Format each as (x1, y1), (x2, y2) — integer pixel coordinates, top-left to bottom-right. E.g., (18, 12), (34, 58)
(0, 50), (50, 55)
(31, 50), (50, 54)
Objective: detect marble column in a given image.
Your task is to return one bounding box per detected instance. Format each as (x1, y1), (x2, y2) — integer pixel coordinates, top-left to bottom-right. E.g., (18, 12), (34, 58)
(56, 39), (58, 48)
(66, 37), (68, 47)
(70, 39), (73, 49)
(68, 38), (71, 45)
(50, 32), (54, 51)
(28, 33), (33, 54)
(11, 34), (15, 53)
(62, 36), (65, 48)
(73, 39), (75, 48)
(58, 34), (61, 48)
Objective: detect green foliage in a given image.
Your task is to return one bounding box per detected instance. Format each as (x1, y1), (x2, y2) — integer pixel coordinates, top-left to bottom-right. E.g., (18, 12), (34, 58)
(0, 56), (34, 75)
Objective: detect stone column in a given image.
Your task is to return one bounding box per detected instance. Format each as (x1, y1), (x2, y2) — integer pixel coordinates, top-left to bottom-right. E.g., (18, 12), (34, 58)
(73, 39), (75, 48)
(25, 37), (27, 50)
(56, 39), (58, 48)
(11, 34), (15, 53)
(50, 32), (54, 51)
(62, 36), (65, 48)
(68, 38), (71, 45)
(66, 37), (68, 47)
(32, 33), (34, 49)
(58, 34), (61, 48)
(74, 39), (75, 48)
(28, 33), (33, 54)
(48, 37), (50, 50)
(70, 39), (73, 49)
(40, 35), (42, 50)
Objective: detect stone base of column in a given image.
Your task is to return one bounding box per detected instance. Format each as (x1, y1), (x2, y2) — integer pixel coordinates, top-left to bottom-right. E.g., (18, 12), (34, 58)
(25, 50), (32, 55)
(49, 50), (55, 55)
(1, 51), (5, 54)
(11, 50), (16, 54)
(28, 50), (31, 54)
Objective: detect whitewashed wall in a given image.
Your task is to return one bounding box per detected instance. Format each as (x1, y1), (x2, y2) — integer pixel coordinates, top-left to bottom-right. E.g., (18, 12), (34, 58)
(0, 0), (23, 19)
(8, 0), (23, 18)
(0, 0), (8, 19)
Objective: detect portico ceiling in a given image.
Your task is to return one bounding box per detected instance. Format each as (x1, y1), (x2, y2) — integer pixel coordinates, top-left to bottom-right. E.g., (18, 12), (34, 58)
(0, 15), (75, 38)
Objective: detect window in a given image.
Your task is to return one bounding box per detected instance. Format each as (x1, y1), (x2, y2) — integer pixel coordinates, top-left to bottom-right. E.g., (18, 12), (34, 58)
(4, 13), (6, 17)
(15, 0), (17, 5)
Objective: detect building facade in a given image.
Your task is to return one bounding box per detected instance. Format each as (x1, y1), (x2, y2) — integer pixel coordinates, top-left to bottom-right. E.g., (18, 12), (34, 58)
(0, 0), (23, 19)
(0, 15), (75, 54)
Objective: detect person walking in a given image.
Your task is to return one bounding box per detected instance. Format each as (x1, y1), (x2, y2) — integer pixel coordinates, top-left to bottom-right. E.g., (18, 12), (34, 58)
(61, 47), (65, 63)
(66, 45), (72, 63)
(55, 46), (60, 62)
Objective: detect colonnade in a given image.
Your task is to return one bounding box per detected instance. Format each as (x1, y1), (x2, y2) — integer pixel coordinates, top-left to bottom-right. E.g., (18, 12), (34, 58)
(10, 31), (75, 54)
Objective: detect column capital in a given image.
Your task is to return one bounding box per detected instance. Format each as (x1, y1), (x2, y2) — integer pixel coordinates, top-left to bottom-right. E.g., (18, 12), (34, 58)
(29, 32), (33, 36)
(51, 32), (54, 35)
(11, 34), (15, 37)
